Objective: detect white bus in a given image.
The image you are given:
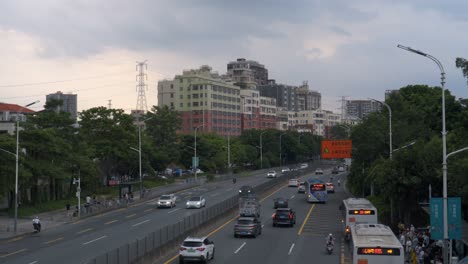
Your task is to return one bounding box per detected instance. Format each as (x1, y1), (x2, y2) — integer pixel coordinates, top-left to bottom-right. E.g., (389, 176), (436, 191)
(351, 224), (404, 264)
(341, 198), (378, 240)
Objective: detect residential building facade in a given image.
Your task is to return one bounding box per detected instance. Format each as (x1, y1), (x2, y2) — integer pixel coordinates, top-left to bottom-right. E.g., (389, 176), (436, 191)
(46, 91), (78, 120)
(158, 65), (242, 136)
(227, 58), (268, 88)
(346, 100), (382, 119)
(0, 103), (35, 135)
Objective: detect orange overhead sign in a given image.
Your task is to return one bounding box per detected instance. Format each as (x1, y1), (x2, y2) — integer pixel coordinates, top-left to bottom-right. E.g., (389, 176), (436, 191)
(321, 140), (352, 159)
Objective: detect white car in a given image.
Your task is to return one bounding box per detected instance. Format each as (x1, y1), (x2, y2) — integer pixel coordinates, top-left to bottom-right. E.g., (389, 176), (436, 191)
(297, 182), (305, 193)
(288, 179), (299, 187)
(267, 171), (277, 178)
(186, 196), (206, 209)
(300, 163), (308, 169)
(179, 236), (215, 263)
(338, 166), (345, 172)
(315, 168), (324, 175)
(281, 168), (290, 173)
(157, 194), (176, 208)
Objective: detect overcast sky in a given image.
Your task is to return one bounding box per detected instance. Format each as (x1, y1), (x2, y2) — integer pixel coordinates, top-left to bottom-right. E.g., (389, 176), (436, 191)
(0, 0), (467, 113)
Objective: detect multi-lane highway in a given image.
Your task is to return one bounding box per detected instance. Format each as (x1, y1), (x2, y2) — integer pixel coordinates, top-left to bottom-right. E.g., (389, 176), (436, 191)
(0, 165), (325, 264)
(163, 167), (350, 264)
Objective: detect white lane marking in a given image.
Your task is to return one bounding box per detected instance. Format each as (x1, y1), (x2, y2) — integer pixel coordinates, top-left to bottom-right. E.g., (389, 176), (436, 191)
(132, 219), (150, 227)
(288, 243), (295, 255)
(168, 208), (181, 214)
(83, 236), (107, 245)
(290, 195), (295, 200)
(28, 261), (38, 264)
(210, 193), (220, 197)
(226, 188), (233, 191)
(234, 242), (246, 254)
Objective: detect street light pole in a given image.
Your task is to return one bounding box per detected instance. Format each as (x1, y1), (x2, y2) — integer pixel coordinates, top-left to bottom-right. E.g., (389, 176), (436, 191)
(260, 131), (267, 169)
(279, 133), (286, 168)
(194, 125), (204, 182)
(131, 117), (152, 198)
(398, 44), (448, 263)
(13, 100), (39, 233)
(369, 98), (392, 159)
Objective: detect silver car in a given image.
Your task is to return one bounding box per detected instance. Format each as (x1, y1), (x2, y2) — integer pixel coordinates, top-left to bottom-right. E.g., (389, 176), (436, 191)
(186, 196), (206, 209)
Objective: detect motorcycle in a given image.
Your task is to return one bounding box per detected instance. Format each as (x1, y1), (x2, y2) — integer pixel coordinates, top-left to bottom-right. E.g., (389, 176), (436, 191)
(33, 222), (41, 233)
(326, 241), (334, 254)
(232, 178), (237, 184)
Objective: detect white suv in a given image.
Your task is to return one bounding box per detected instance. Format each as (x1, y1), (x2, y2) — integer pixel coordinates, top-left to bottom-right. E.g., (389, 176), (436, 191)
(267, 171), (277, 178)
(179, 236), (215, 263)
(157, 194), (176, 208)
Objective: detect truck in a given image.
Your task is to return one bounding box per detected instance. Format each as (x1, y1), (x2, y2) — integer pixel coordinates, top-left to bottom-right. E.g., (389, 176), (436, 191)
(239, 196), (261, 218)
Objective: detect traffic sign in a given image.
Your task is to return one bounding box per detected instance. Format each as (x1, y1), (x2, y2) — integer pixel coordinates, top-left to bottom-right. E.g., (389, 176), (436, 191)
(430, 198), (443, 240)
(321, 140), (352, 159)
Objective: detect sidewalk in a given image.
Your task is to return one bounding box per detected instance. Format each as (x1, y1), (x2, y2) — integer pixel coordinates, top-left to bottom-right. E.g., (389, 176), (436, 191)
(0, 179), (200, 240)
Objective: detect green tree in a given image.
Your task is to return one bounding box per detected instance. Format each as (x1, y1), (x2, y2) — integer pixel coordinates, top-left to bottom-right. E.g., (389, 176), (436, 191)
(456, 57), (468, 87)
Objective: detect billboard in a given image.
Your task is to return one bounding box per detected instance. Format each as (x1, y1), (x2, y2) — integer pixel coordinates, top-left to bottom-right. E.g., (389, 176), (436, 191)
(321, 140), (352, 159)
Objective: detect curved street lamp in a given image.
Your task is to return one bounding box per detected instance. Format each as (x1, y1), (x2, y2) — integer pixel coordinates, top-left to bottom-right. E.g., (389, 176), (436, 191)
(397, 44), (449, 263)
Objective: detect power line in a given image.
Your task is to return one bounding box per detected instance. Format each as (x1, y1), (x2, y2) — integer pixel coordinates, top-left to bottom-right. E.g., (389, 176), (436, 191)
(0, 70), (133, 88)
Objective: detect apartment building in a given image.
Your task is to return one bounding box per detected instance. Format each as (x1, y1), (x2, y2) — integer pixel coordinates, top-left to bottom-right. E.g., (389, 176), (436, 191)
(46, 91), (78, 120)
(346, 100), (382, 119)
(227, 58), (268, 88)
(288, 109), (342, 137)
(296, 81), (321, 110)
(157, 65), (241, 136)
(258, 80), (298, 111)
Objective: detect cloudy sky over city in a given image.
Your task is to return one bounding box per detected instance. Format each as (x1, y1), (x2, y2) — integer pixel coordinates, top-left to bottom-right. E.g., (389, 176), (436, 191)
(0, 0), (467, 113)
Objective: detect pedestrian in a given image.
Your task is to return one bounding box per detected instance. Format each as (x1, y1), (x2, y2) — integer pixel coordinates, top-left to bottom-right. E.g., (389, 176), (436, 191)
(86, 195), (91, 206)
(400, 233), (406, 246)
(418, 248), (425, 264)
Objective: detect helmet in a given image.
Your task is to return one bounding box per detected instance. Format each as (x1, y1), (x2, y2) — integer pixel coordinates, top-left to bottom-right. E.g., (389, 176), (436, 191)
(329, 233), (333, 237)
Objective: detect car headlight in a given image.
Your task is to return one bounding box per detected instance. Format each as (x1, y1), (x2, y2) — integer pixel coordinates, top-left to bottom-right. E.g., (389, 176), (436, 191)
(239, 190), (242, 193)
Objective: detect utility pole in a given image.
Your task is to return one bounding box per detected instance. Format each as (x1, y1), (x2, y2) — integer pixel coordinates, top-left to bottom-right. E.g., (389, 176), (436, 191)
(74, 169), (81, 218)
(136, 61), (148, 112)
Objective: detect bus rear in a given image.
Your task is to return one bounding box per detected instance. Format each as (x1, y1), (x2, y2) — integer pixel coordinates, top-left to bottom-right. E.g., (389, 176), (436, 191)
(305, 178), (328, 203)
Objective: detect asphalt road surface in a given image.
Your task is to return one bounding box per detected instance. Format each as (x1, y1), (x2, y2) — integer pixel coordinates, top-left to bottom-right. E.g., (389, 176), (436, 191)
(0, 164), (329, 264)
(163, 168), (351, 264)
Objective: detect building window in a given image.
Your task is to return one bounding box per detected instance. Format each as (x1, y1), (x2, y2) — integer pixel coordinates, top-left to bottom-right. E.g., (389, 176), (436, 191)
(193, 102), (199, 107)
(170, 84), (174, 89)
(170, 93), (174, 98)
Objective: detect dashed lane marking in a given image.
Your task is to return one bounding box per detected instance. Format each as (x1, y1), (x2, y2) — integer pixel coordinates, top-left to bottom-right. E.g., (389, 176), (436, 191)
(168, 208), (181, 214)
(234, 242), (246, 254)
(82, 236), (107, 245)
(77, 228), (93, 234)
(144, 208), (153, 212)
(132, 219), (150, 227)
(288, 243), (295, 255)
(44, 237), (64, 245)
(0, 248), (27, 258)
(7, 236), (24, 243)
(104, 220), (118, 225)
(126, 213), (136, 218)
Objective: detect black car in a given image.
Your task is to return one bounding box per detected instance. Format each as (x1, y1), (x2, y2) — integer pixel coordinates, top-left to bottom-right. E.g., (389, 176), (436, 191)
(272, 208), (296, 227)
(238, 185), (255, 197)
(234, 217), (262, 238)
(332, 167), (339, 174)
(273, 197), (289, 209)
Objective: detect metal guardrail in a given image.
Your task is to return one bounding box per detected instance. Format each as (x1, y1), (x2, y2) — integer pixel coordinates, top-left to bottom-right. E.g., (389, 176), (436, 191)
(85, 168), (312, 264)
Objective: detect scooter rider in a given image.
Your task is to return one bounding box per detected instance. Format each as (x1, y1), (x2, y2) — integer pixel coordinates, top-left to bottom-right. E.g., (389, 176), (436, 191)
(33, 216), (41, 232)
(326, 233), (335, 246)
(232, 177), (237, 184)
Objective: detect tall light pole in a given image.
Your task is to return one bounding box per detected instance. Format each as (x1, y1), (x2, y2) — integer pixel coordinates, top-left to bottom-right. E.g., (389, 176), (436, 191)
(369, 98), (392, 159)
(194, 125), (204, 181)
(279, 133), (286, 168)
(12, 100), (39, 233)
(260, 131), (267, 169)
(131, 117), (153, 198)
(397, 44), (448, 263)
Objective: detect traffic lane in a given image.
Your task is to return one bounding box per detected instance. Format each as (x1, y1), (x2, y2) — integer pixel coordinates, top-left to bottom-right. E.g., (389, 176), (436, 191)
(0, 172), (300, 263)
(165, 177), (310, 264)
(0, 168), (275, 256)
(219, 184), (312, 264)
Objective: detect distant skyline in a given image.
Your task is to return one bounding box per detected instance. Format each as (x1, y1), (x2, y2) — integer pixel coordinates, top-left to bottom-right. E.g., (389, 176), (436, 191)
(0, 0), (467, 114)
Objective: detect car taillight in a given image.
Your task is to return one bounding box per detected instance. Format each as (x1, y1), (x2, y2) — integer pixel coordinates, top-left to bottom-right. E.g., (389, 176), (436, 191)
(180, 247), (187, 251)
(196, 247), (205, 251)
(289, 213), (293, 219)
(346, 226), (350, 233)
(272, 213), (276, 219)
